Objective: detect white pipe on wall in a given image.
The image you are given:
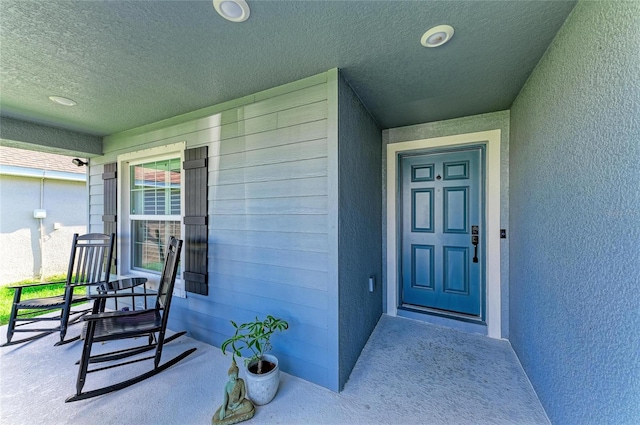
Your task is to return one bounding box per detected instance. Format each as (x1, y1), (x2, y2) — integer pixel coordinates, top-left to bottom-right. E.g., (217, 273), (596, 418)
(38, 177), (44, 281)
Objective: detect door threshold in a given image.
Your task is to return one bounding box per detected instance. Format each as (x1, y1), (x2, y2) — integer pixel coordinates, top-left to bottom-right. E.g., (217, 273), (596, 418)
(401, 304), (484, 323)
(397, 305), (487, 336)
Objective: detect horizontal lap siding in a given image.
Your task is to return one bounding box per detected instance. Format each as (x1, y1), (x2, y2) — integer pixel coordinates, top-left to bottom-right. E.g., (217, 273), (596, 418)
(211, 176), (327, 200)
(168, 305), (330, 386)
(95, 76), (331, 388)
(211, 244), (328, 271)
(214, 119), (327, 156)
(210, 229), (327, 252)
(211, 196), (327, 215)
(211, 157), (327, 185)
(210, 139), (327, 171)
(88, 164), (105, 233)
(210, 213), (327, 233)
(206, 83), (330, 386)
(203, 85), (330, 387)
(210, 259), (327, 291)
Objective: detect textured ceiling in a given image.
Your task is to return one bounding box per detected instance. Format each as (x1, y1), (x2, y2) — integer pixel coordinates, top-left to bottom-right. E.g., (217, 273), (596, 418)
(0, 1), (576, 137)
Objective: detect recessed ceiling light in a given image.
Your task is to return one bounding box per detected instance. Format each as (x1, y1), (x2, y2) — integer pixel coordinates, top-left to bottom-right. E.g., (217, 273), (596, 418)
(213, 0), (250, 22)
(421, 25), (455, 48)
(48, 96), (77, 106)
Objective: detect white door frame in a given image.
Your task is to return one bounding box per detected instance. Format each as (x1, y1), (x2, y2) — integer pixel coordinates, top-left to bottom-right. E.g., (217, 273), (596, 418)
(386, 129), (502, 339)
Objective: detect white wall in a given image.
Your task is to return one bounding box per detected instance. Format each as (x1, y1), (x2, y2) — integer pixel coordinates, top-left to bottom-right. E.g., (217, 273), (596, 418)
(0, 175), (87, 283)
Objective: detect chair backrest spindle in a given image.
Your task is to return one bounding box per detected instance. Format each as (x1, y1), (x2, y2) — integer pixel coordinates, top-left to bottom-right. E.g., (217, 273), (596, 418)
(66, 234), (115, 287)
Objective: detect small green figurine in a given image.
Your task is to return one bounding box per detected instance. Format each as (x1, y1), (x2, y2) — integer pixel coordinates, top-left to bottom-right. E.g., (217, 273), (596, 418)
(212, 358), (255, 425)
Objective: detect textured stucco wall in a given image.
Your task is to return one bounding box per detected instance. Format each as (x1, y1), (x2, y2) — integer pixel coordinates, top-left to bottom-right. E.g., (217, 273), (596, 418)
(337, 73), (383, 389)
(383, 110), (510, 338)
(0, 117), (103, 157)
(0, 175), (87, 283)
(509, 2), (640, 424)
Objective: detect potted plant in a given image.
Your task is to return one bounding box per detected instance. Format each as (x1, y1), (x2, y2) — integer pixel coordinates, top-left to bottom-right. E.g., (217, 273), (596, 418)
(221, 315), (289, 405)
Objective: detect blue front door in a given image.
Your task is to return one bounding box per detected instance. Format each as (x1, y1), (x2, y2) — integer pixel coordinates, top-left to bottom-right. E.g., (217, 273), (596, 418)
(400, 147), (484, 318)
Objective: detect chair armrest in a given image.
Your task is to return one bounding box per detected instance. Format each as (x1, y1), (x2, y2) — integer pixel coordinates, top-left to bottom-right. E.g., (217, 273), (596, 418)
(7, 280), (66, 289)
(84, 308), (155, 322)
(87, 291), (157, 300)
(68, 281), (109, 288)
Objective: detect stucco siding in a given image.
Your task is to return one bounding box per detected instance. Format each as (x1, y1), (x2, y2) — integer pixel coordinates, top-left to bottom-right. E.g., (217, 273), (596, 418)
(0, 117), (102, 156)
(0, 174), (86, 283)
(509, 1), (640, 423)
(337, 73), (383, 389)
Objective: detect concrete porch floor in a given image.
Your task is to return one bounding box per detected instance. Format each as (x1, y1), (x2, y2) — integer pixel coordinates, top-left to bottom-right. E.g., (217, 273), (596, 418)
(0, 314), (548, 425)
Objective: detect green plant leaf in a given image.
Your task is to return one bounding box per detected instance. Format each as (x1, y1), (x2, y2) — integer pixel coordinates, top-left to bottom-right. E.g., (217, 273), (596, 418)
(219, 316), (289, 361)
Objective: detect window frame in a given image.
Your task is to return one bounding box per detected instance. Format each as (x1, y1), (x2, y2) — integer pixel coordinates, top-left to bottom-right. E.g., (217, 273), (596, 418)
(117, 142), (186, 297)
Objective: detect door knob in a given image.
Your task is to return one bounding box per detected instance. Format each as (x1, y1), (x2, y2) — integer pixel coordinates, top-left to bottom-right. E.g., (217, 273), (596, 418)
(471, 226), (479, 263)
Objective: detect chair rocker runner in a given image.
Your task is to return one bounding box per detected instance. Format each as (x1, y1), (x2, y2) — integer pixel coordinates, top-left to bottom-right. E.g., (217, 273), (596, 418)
(66, 236), (196, 402)
(2, 233), (115, 347)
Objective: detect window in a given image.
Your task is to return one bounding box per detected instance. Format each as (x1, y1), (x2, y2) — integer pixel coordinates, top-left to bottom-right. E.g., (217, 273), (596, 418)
(117, 142), (186, 297)
(129, 158), (181, 273)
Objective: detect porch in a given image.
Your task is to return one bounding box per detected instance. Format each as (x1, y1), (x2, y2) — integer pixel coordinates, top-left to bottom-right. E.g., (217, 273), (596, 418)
(0, 314), (548, 425)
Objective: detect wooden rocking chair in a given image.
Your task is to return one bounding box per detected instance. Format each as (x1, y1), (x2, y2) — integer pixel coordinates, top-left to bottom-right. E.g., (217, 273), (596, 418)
(2, 233), (115, 347)
(66, 236), (196, 402)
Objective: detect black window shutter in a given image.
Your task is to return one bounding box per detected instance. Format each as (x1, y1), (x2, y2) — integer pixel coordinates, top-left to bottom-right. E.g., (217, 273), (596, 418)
(183, 146), (208, 295)
(102, 162), (117, 273)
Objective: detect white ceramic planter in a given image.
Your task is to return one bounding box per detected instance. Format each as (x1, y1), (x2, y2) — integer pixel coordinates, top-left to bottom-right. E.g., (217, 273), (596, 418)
(245, 354), (280, 405)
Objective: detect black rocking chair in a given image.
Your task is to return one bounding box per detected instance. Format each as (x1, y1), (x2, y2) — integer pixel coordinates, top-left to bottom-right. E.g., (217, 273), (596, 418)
(2, 233), (115, 347)
(66, 236), (196, 402)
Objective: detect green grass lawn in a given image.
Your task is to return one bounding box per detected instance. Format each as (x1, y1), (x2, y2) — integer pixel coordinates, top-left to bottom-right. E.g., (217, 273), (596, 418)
(0, 275), (86, 326)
